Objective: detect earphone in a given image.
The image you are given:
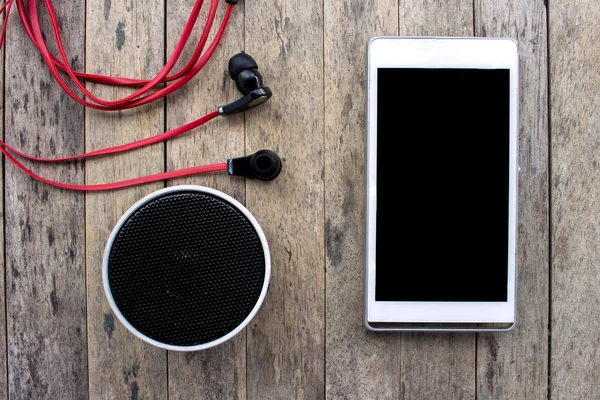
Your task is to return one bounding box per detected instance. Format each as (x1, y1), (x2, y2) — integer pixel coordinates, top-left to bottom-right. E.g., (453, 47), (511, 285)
(220, 52), (273, 115)
(0, 0), (282, 191)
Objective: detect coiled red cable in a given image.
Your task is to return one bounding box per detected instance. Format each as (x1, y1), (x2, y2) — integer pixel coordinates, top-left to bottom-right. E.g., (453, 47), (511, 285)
(0, 0), (236, 190)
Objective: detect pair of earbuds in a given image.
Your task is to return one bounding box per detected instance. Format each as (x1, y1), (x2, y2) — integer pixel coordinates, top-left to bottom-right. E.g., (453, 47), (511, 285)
(0, 51), (282, 191)
(220, 52), (281, 181)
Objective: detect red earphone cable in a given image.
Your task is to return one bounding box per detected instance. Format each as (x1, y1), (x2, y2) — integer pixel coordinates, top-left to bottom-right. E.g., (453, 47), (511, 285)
(21, 0), (232, 110)
(0, 0), (239, 190)
(1, 146), (228, 191)
(32, 0), (216, 107)
(18, 0), (222, 87)
(0, 110), (221, 162)
(0, 0), (12, 46)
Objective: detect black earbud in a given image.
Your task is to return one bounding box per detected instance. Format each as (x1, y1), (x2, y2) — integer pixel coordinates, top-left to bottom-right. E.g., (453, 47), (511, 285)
(227, 149), (282, 181)
(219, 52), (273, 116)
(228, 52), (264, 95)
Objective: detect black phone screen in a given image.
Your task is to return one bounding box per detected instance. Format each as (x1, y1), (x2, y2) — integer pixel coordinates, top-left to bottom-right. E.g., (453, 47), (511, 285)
(375, 67), (511, 302)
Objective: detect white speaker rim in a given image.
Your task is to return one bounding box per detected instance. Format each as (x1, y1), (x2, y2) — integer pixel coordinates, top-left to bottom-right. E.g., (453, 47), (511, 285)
(102, 185), (271, 351)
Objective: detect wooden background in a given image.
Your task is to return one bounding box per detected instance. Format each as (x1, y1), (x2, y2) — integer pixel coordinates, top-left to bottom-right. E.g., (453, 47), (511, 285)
(1, 0), (599, 398)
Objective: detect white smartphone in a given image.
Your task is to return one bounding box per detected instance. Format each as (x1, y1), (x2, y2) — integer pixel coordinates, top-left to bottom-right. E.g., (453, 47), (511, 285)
(364, 36), (519, 332)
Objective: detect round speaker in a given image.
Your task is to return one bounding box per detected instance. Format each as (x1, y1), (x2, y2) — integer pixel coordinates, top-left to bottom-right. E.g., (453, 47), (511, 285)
(102, 185), (270, 351)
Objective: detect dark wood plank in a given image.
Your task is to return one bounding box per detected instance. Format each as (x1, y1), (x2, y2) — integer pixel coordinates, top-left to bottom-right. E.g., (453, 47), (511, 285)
(165, 1), (247, 398)
(323, 0), (401, 398)
(549, 0), (600, 398)
(397, 1), (477, 399)
(85, 0), (168, 398)
(244, 1), (325, 398)
(4, 3), (88, 398)
(474, 1), (550, 399)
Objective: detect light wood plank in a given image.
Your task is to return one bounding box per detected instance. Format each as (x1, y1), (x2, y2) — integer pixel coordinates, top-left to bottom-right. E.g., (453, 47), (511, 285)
(4, 3), (88, 398)
(165, 1), (246, 398)
(549, 0), (600, 398)
(245, 1), (325, 398)
(399, 0), (473, 37)
(85, 0), (168, 398)
(323, 0), (400, 398)
(474, 1), (550, 399)
(397, 2), (477, 399)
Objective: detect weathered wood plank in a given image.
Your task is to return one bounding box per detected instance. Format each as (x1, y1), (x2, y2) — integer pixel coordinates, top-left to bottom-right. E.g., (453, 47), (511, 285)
(85, 0), (168, 398)
(4, 3), (88, 399)
(323, 0), (400, 398)
(399, 0), (473, 37)
(549, 0), (600, 398)
(244, 1), (325, 399)
(165, 1), (246, 398)
(397, 2), (477, 399)
(474, 1), (550, 399)
(0, 36), (6, 400)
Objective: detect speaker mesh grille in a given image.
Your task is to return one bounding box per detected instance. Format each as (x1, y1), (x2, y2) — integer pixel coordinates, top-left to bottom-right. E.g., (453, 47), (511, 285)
(107, 191), (266, 347)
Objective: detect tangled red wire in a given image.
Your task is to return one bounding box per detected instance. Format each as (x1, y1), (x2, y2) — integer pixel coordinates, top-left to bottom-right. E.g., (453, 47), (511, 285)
(0, 0), (237, 190)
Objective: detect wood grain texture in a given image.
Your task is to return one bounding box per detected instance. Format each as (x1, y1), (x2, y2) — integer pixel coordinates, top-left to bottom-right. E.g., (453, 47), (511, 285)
(399, 334), (475, 400)
(85, 0), (167, 398)
(397, 2), (477, 399)
(475, 1), (550, 399)
(399, 0), (473, 37)
(4, 4), (88, 399)
(244, 0), (325, 399)
(549, 0), (600, 399)
(165, 1), (247, 398)
(0, 42), (6, 400)
(323, 0), (400, 399)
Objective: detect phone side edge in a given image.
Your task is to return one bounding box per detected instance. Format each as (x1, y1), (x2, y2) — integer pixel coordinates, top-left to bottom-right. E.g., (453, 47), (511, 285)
(364, 36), (374, 330)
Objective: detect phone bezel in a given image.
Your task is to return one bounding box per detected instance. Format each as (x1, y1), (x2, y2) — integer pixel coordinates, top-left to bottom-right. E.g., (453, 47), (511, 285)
(364, 36), (519, 332)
